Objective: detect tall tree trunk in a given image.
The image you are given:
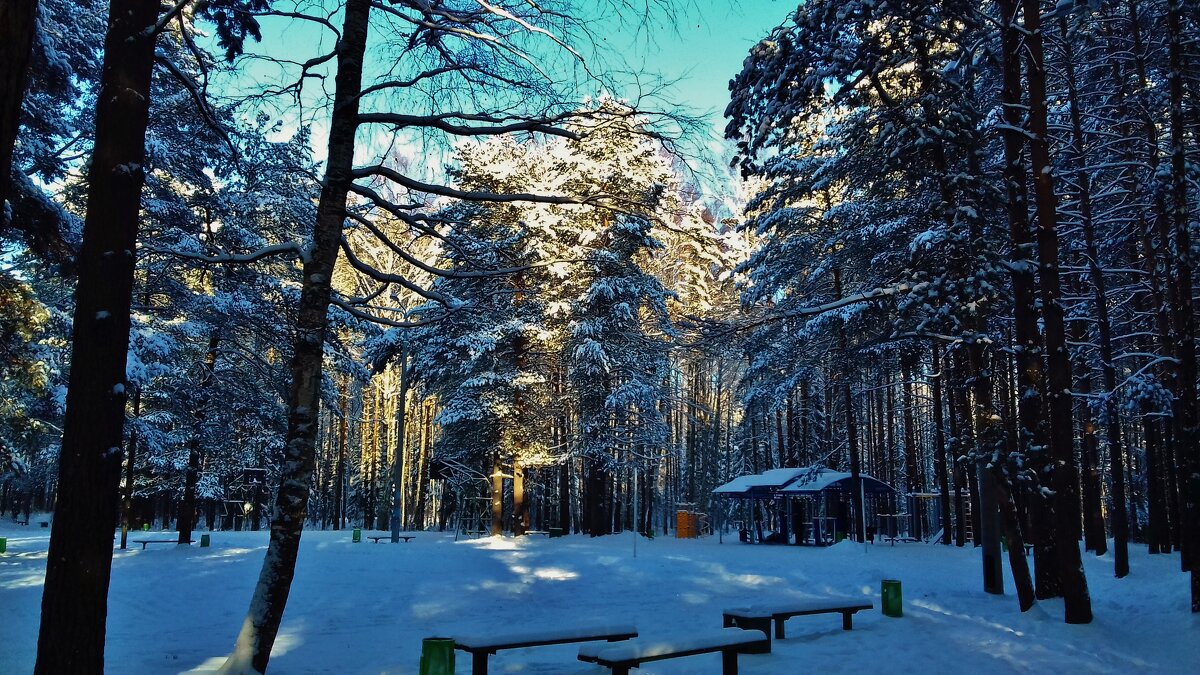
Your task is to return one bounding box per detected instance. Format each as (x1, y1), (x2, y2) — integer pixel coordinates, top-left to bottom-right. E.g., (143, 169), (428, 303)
(1023, 0), (1092, 623)
(490, 452), (503, 536)
(0, 0), (37, 216)
(1165, 0), (1199, 611)
(513, 461), (527, 535)
(1071, 322), (1107, 556)
(392, 349), (409, 542)
(180, 331), (220, 545)
(34, 2), (159, 672)
(512, 303), (529, 535)
(220, 1), (371, 670)
(901, 349), (921, 541)
(967, 343), (1006, 597)
(832, 268), (865, 542)
(998, 0), (1060, 600)
(931, 345), (952, 545)
(334, 378), (348, 530)
(1058, 14), (1125, 573)
(1124, 0), (1185, 554)
(411, 399), (430, 530)
(121, 387), (142, 549)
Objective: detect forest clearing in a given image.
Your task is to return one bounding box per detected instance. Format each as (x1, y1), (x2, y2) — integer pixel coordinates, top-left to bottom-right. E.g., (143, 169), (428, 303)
(0, 0), (1197, 672)
(1, 523), (1196, 673)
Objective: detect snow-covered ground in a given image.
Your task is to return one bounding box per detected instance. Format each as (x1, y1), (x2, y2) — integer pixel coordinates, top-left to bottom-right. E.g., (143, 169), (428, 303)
(2, 521), (1197, 673)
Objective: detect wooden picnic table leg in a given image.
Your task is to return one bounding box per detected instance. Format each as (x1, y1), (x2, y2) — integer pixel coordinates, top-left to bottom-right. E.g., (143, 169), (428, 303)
(842, 611), (853, 630)
(471, 650), (489, 675)
(774, 616), (785, 639)
(721, 648), (739, 675)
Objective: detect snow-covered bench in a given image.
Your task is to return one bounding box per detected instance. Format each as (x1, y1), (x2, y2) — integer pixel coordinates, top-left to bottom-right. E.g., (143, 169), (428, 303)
(722, 598), (873, 652)
(130, 538), (192, 550)
(453, 623), (636, 675)
(578, 627), (767, 675)
(366, 535), (414, 543)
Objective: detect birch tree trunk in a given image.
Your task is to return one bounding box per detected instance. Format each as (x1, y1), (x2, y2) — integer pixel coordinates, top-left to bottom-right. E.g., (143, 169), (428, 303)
(220, 1), (371, 670)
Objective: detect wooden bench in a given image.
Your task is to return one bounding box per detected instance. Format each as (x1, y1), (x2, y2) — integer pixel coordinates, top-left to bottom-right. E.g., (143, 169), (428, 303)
(367, 535), (415, 543)
(723, 599), (873, 652)
(454, 624), (636, 675)
(579, 628), (767, 675)
(130, 539), (192, 550)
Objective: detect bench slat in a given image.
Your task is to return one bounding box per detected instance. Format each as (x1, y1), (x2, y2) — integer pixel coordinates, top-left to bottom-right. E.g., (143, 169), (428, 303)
(591, 628), (764, 666)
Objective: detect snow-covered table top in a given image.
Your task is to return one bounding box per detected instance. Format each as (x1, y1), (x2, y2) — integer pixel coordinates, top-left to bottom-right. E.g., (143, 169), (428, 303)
(724, 598), (873, 617)
(453, 623), (637, 650)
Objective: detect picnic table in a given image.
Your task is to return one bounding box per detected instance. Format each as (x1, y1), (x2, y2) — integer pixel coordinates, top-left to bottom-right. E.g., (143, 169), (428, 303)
(723, 598), (873, 651)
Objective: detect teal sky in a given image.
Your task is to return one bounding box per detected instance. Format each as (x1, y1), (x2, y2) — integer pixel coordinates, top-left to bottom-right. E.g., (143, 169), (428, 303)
(636, 1), (794, 122)
(233, 2), (794, 161)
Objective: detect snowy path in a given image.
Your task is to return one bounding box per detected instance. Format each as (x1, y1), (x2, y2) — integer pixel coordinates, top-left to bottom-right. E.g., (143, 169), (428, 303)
(1, 523), (1196, 673)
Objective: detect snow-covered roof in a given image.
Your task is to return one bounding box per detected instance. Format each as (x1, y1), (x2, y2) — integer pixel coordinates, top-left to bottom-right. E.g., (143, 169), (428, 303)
(778, 468), (894, 496)
(712, 467), (814, 495)
(713, 466), (894, 498)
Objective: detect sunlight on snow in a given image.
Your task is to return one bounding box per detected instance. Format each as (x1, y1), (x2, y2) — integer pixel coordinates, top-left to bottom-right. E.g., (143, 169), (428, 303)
(181, 656), (227, 673)
(181, 627), (302, 675)
(910, 598), (1025, 637)
(0, 572), (46, 590)
(468, 537), (524, 552)
(530, 566), (577, 581)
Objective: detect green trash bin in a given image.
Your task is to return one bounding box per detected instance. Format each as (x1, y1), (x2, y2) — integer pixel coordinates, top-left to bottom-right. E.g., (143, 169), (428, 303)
(882, 579), (903, 618)
(142, 523), (150, 532)
(352, 528), (362, 543)
(548, 527), (564, 538)
(418, 637), (455, 675)
(200, 534), (210, 548)
(0, 537), (6, 554)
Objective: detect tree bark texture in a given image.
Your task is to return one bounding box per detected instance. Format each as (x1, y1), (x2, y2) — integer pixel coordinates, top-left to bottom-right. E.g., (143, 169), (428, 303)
(1023, 0), (1092, 624)
(0, 0), (37, 217)
(35, 1), (159, 672)
(1165, 0), (1199, 611)
(931, 345), (952, 545)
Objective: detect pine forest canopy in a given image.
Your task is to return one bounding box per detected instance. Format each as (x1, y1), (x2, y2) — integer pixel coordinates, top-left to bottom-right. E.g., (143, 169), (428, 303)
(0, 0), (1196, 671)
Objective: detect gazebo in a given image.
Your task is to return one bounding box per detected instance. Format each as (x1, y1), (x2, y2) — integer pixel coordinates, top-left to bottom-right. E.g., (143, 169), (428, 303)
(713, 466), (896, 545)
